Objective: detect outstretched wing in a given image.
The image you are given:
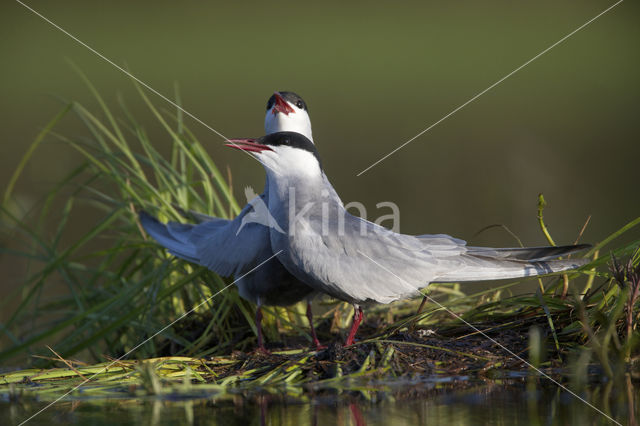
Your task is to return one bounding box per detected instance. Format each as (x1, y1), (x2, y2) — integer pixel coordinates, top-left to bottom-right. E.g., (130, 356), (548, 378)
(140, 194), (273, 277)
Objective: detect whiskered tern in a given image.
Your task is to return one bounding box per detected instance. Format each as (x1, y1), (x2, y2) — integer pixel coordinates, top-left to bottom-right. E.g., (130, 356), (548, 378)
(226, 131), (590, 345)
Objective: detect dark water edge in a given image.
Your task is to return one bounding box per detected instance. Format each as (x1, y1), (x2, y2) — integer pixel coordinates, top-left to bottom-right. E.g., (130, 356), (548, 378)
(2, 376), (638, 426)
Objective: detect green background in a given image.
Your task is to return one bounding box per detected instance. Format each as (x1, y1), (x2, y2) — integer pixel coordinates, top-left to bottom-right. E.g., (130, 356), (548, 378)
(1, 1), (638, 318)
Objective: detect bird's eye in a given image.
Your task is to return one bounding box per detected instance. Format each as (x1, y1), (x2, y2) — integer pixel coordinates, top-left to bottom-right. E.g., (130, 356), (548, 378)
(296, 101), (304, 109)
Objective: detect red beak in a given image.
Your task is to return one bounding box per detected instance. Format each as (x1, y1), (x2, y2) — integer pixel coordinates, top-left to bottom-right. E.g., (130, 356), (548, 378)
(272, 92), (295, 116)
(225, 138), (273, 153)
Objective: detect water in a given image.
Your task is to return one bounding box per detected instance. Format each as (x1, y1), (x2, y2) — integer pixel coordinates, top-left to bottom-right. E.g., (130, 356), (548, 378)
(3, 377), (637, 425)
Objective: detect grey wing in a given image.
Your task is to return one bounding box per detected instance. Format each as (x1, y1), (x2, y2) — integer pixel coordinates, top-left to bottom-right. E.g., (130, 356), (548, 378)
(193, 213), (272, 276)
(281, 212), (587, 305)
(140, 198), (272, 277)
(280, 215), (461, 304)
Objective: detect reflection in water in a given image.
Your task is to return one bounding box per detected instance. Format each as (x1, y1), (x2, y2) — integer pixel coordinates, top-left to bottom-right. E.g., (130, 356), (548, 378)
(2, 377), (638, 425)
(628, 374), (638, 426)
(348, 403), (366, 426)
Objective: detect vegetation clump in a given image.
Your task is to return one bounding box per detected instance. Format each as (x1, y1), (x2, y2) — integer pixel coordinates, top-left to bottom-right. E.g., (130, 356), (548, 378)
(1, 78), (638, 404)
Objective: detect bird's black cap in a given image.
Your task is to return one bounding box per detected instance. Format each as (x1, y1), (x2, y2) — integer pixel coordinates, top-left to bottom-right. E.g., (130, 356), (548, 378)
(266, 92), (309, 112)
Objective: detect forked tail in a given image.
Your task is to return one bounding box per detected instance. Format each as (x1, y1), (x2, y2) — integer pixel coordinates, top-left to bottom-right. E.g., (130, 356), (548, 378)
(437, 244), (590, 282)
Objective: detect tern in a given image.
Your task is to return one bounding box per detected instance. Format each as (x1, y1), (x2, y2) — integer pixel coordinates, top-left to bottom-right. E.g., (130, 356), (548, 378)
(140, 92), (326, 351)
(226, 131), (590, 345)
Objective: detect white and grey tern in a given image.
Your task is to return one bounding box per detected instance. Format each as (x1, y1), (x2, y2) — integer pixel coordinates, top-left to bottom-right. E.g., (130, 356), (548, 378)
(225, 131), (590, 346)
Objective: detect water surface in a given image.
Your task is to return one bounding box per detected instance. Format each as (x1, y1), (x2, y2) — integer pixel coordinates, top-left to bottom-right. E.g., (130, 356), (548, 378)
(3, 376), (636, 425)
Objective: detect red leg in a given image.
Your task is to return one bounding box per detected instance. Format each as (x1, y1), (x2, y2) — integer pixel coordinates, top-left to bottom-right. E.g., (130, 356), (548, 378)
(344, 305), (364, 346)
(256, 306), (269, 353)
(306, 302), (326, 350)
(410, 296), (428, 332)
(416, 296), (427, 315)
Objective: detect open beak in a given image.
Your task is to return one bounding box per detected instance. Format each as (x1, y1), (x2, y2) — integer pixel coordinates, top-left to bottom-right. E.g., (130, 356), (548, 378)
(225, 138), (273, 153)
(272, 92), (295, 116)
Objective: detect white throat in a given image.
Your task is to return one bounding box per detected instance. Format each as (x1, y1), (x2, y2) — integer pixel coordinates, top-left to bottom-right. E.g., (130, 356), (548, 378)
(261, 146), (322, 185)
(264, 104), (314, 142)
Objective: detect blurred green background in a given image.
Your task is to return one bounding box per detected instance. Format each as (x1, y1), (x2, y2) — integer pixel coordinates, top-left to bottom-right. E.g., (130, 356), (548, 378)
(1, 1), (638, 322)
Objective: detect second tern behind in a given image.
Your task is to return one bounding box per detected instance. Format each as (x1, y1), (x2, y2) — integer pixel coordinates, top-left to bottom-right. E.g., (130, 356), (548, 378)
(140, 92), (325, 351)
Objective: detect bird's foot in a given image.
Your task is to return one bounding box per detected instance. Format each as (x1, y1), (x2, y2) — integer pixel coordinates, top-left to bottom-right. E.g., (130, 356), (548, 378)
(255, 345), (271, 355)
(343, 305), (364, 346)
(312, 339), (327, 351)
(344, 336), (356, 346)
(306, 302), (327, 351)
